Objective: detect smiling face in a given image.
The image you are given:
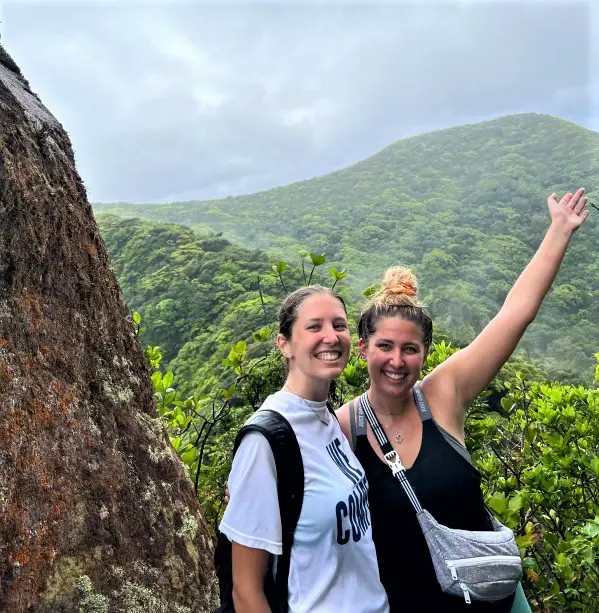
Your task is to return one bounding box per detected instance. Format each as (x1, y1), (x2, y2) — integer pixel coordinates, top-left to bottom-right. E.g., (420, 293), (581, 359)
(360, 316), (427, 396)
(277, 293), (351, 386)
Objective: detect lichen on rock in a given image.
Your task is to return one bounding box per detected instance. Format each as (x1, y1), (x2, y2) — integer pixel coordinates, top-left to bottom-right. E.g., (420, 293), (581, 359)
(0, 44), (216, 612)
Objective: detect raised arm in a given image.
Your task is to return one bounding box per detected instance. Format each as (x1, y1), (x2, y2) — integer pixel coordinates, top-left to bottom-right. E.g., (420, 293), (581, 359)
(427, 188), (590, 426)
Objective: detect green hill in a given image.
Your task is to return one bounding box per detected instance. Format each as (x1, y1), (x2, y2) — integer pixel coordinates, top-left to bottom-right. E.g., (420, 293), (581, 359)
(95, 113), (599, 382)
(96, 214), (325, 396)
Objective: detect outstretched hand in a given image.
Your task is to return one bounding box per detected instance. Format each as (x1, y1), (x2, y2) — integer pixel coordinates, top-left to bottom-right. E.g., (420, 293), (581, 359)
(548, 188), (590, 233)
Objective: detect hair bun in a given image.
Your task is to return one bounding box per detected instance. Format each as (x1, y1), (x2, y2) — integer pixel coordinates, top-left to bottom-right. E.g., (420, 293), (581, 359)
(376, 267), (419, 306)
(383, 282), (416, 296)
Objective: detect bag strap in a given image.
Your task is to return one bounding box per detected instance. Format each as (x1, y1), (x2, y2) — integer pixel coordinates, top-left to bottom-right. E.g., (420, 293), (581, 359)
(358, 392), (423, 513)
(348, 399), (357, 450)
(233, 409), (304, 612)
(412, 381), (434, 421)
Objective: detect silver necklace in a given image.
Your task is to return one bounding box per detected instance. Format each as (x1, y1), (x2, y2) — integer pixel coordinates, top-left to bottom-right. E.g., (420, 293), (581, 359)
(382, 421), (403, 444)
(370, 396), (404, 443)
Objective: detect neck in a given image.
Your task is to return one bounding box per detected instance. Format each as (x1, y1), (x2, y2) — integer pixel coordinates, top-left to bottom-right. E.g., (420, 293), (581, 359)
(283, 372), (330, 402)
(367, 385), (413, 416)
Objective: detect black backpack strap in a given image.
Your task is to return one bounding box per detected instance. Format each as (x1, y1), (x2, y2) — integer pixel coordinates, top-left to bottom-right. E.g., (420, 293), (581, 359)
(233, 409), (304, 613)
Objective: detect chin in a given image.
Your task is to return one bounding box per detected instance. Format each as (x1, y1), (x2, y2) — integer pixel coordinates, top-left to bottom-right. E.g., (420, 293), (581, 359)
(315, 365), (344, 380)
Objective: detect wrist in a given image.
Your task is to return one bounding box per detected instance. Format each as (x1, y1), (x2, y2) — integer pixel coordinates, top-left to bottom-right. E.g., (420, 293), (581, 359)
(547, 220), (575, 240)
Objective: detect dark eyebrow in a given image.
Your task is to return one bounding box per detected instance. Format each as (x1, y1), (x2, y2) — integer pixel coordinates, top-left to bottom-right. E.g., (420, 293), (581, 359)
(375, 338), (421, 345)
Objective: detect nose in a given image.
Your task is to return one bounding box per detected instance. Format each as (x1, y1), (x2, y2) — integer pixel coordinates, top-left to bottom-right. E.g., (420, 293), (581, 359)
(389, 349), (404, 368)
(322, 323), (340, 344)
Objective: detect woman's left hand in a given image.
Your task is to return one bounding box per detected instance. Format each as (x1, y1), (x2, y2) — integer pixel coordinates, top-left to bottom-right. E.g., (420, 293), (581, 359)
(548, 188), (590, 233)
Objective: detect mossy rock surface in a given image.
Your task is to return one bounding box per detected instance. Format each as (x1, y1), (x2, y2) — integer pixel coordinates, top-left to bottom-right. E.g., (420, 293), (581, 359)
(0, 44), (216, 612)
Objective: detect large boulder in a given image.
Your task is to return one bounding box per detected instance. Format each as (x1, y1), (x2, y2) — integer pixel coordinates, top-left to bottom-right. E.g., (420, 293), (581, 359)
(0, 45), (215, 612)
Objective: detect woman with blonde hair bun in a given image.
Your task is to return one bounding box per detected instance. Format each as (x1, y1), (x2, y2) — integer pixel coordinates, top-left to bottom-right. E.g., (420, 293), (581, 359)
(336, 188), (591, 611)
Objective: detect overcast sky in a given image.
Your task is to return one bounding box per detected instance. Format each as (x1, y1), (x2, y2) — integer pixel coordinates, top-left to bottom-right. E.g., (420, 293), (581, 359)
(2, 1), (597, 204)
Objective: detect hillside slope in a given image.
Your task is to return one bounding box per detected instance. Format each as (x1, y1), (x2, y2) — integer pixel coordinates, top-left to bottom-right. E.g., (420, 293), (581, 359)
(95, 114), (599, 382)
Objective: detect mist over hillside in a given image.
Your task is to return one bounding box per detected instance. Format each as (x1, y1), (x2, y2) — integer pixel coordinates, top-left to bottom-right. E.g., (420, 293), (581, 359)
(95, 113), (599, 383)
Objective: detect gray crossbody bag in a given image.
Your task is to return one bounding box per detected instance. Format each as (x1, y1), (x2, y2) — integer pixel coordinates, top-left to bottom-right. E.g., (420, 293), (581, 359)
(358, 385), (522, 605)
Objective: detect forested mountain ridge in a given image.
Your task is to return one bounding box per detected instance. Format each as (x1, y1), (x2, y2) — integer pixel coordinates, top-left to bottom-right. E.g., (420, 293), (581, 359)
(95, 113), (599, 383)
(97, 214), (311, 396)
(94, 113), (599, 259)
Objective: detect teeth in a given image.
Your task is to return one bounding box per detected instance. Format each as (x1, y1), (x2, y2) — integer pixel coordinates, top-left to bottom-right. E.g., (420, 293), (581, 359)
(383, 371), (405, 381)
(316, 352), (340, 361)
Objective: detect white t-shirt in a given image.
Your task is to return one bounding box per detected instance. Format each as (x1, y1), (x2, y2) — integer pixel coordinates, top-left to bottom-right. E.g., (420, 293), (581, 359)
(219, 390), (389, 613)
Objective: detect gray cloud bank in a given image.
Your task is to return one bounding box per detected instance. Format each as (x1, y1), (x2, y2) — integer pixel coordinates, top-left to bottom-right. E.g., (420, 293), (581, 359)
(3, 1), (596, 203)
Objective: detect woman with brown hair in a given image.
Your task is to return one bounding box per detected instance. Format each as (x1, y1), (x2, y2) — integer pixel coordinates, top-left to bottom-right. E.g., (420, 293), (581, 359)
(336, 188), (590, 611)
(220, 285), (389, 612)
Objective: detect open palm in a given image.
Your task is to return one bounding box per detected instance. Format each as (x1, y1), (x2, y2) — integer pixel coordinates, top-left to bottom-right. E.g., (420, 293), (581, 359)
(548, 188), (590, 232)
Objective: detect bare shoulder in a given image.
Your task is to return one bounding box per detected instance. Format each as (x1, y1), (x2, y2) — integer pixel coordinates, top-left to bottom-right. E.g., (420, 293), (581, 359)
(335, 401), (353, 444)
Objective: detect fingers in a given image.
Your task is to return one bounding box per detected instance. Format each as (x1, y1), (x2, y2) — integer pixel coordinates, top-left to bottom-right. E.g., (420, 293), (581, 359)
(558, 192), (572, 207)
(574, 196), (588, 215)
(566, 187), (585, 210)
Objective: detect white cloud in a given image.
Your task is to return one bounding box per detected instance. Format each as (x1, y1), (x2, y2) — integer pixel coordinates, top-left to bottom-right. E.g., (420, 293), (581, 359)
(2, 1), (596, 203)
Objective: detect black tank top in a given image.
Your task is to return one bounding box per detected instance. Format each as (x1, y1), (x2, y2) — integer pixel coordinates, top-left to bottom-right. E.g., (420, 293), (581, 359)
(353, 391), (516, 612)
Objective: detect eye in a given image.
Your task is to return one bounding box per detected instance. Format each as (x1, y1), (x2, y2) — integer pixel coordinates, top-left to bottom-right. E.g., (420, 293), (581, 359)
(404, 346), (418, 354)
(376, 342), (391, 351)
(334, 321), (348, 330)
(307, 324), (321, 331)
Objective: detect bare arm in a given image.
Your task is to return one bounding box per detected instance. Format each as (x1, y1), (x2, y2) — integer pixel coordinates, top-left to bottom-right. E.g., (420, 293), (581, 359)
(232, 542), (272, 613)
(427, 189), (590, 430)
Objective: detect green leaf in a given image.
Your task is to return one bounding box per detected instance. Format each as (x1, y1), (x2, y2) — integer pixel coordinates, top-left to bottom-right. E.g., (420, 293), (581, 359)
(132, 311), (142, 325)
(253, 326), (272, 343)
(298, 249), (309, 258)
(516, 533), (538, 549)
(556, 553), (569, 567)
(487, 492), (507, 514)
(309, 252), (326, 266)
(582, 546), (595, 566)
(363, 284), (380, 298)
(508, 494), (525, 511)
(581, 520), (599, 538)
(275, 260), (287, 274)
(181, 449), (197, 465)
(220, 384), (236, 400)
(329, 267), (347, 281)
(163, 371), (174, 389)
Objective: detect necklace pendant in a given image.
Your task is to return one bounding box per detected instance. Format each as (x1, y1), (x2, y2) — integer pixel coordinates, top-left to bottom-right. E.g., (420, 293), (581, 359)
(394, 432), (403, 444)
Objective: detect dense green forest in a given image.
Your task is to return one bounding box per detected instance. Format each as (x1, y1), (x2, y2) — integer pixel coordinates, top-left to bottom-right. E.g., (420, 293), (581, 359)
(98, 214), (287, 397)
(95, 113), (599, 610)
(96, 214), (543, 399)
(96, 212), (599, 610)
(95, 113), (599, 384)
